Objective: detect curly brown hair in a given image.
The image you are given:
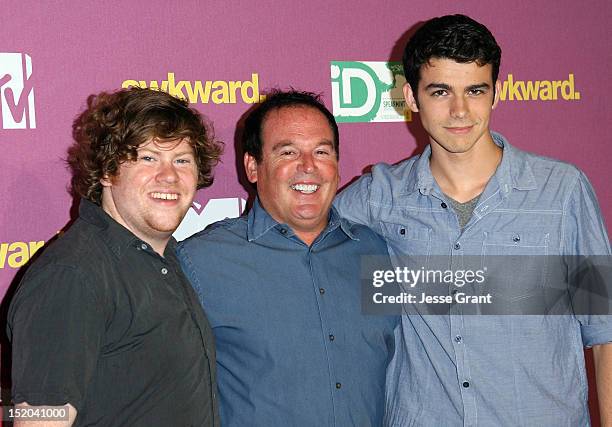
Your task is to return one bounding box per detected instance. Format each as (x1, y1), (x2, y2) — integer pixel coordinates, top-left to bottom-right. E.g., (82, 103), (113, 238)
(68, 87), (223, 205)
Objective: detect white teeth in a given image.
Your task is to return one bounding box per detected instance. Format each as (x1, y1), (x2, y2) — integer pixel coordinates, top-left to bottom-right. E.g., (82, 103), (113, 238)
(152, 192), (178, 200)
(291, 184), (319, 194)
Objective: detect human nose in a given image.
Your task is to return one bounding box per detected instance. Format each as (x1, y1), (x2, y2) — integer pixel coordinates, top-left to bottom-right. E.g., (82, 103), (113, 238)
(450, 95), (468, 119)
(297, 153), (315, 174)
(157, 160), (179, 183)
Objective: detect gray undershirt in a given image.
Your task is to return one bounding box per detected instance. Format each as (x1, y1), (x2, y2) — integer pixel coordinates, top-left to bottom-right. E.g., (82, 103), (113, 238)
(446, 194), (481, 229)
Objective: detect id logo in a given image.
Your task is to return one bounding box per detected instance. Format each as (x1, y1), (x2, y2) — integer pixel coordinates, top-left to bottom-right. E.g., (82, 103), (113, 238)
(330, 61), (411, 123)
(173, 197), (247, 241)
(0, 52), (36, 129)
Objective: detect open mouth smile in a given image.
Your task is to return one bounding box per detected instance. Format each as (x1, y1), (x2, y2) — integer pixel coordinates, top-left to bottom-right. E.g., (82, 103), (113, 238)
(291, 184), (320, 194)
(151, 192), (179, 200)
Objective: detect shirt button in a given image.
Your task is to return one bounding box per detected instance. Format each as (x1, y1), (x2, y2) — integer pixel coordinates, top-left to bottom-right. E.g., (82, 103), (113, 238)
(400, 228), (406, 235)
(454, 243), (461, 250)
(455, 335), (462, 343)
(462, 381), (470, 388)
(140, 243), (148, 250)
(329, 334), (335, 341)
(451, 289), (459, 296)
(336, 382), (342, 389)
(441, 202), (448, 209)
(512, 235), (521, 243)
(161, 267), (168, 275)
(279, 228), (287, 234)
(319, 288), (325, 294)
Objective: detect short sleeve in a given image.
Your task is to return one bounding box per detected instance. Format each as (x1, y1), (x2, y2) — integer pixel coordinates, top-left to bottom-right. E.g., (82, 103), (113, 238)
(8, 264), (105, 410)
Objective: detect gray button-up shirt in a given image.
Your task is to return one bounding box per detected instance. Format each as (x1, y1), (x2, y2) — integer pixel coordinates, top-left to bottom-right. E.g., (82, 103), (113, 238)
(335, 132), (612, 426)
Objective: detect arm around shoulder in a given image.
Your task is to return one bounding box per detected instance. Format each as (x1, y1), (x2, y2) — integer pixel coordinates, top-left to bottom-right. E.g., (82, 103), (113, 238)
(334, 173), (373, 226)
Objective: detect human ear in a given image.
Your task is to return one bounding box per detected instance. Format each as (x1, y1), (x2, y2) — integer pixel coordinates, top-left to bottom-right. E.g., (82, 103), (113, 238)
(244, 153), (258, 183)
(403, 83), (419, 113)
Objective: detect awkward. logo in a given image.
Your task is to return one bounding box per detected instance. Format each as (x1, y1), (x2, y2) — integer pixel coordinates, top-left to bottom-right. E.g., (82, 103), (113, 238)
(499, 73), (580, 101)
(0, 52), (36, 129)
(0, 240), (44, 269)
(331, 61), (411, 123)
(122, 73), (264, 105)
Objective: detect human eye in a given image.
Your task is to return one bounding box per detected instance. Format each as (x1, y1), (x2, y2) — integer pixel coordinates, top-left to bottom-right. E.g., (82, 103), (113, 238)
(175, 157), (193, 165)
(280, 149), (297, 156)
(431, 89), (448, 97)
(315, 147), (332, 156)
(468, 88), (486, 96)
(139, 155), (155, 162)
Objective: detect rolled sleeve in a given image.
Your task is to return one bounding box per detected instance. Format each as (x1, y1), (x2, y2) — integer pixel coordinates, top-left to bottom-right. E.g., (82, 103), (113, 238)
(561, 171), (612, 346)
(581, 322), (612, 347)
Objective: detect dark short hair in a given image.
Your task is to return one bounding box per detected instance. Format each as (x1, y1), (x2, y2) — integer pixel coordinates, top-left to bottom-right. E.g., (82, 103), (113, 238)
(403, 14), (502, 97)
(243, 89), (339, 162)
(68, 87), (223, 204)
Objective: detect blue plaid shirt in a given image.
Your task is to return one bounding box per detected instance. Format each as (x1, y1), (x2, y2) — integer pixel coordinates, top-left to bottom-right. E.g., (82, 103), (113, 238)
(335, 132), (612, 426)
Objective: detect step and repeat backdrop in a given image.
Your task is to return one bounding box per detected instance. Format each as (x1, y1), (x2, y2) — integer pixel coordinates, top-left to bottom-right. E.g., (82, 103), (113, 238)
(1, 0), (611, 415)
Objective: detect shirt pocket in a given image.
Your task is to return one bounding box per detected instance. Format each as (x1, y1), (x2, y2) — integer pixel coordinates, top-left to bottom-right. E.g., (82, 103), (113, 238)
(379, 221), (431, 268)
(481, 231), (550, 311)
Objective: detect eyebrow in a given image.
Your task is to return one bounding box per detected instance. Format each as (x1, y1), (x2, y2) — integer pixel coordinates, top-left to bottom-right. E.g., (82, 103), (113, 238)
(271, 140), (335, 151)
(315, 140), (335, 149)
(466, 83), (491, 91)
(424, 82), (491, 91)
(138, 147), (195, 157)
(271, 141), (295, 152)
(424, 83), (451, 91)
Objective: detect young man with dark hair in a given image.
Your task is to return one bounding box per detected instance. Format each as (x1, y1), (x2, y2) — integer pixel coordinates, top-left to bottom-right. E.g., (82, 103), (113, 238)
(8, 87), (223, 426)
(178, 89), (398, 426)
(335, 14), (611, 426)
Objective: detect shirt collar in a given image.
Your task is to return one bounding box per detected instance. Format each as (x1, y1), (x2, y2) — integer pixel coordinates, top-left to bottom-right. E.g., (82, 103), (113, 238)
(410, 144), (435, 195)
(409, 131), (537, 195)
(247, 197), (358, 243)
(79, 198), (172, 259)
(490, 131), (537, 192)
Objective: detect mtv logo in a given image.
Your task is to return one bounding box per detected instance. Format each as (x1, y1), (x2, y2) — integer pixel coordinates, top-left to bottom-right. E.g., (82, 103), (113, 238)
(0, 52), (36, 129)
(330, 61), (410, 123)
(173, 197), (247, 242)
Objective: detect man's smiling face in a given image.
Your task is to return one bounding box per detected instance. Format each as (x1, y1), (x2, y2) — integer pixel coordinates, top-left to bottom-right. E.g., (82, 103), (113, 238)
(404, 58), (500, 156)
(244, 106), (339, 242)
(101, 138), (198, 247)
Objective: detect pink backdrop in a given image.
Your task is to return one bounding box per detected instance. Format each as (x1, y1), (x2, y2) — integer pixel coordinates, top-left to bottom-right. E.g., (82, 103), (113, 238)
(1, 0), (610, 419)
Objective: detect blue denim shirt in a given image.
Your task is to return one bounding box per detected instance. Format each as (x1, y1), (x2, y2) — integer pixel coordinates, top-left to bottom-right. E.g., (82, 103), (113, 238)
(177, 199), (399, 427)
(335, 132), (612, 426)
